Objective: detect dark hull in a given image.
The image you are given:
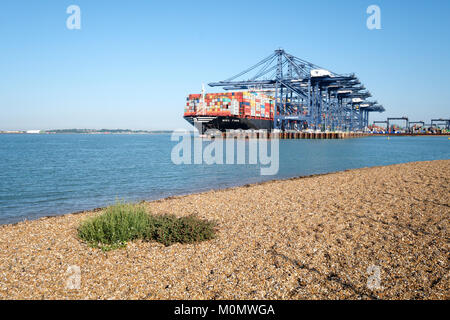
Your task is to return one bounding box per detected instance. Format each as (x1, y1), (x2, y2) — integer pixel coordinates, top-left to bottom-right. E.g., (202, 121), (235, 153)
(184, 116), (274, 134)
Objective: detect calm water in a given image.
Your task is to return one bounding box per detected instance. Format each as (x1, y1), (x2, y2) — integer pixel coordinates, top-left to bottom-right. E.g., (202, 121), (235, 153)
(0, 134), (448, 224)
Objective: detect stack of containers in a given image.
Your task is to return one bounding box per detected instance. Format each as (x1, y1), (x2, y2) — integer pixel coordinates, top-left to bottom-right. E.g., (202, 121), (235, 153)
(184, 94), (201, 116)
(251, 92), (256, 117)
(184, 91), (275, 120)
(255, 95), (261, 118)
(242, 92), (251, 117)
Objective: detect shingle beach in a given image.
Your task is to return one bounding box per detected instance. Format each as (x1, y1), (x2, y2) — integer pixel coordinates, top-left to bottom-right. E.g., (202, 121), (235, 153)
(0, 160), (448, 299)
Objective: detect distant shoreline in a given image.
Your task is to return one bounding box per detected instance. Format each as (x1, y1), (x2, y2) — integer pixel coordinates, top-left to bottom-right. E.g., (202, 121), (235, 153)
(1, 131), (448, 136)
(0, 130), (179, 135)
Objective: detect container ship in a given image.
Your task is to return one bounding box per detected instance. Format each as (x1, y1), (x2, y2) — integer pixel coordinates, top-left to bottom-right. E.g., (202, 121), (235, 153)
(184, 88), (276, 134)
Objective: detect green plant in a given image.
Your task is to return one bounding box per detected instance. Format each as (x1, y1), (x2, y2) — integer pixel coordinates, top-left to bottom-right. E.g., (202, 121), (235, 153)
(78, 202), (216, 250)
(146, 214), (217, 246)
(78, 202), (150, 250)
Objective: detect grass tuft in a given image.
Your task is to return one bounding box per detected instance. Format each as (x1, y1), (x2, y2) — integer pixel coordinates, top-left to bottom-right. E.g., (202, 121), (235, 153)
(77, 202), (150, 250)
(78, 202), (216, 250)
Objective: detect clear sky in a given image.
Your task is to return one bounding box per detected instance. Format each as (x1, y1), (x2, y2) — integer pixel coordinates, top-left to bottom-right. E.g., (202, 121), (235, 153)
(1, 0), (449, 130)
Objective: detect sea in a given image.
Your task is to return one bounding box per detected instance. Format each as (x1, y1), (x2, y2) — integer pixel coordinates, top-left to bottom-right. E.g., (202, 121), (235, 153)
(0, 134), (448, 224)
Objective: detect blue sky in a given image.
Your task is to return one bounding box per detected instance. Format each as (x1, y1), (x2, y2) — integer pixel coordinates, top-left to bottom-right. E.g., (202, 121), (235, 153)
(0, 0), (449, 130)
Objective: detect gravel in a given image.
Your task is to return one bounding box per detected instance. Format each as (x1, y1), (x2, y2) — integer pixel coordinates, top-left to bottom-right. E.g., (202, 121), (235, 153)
(0, 160), (448, 299)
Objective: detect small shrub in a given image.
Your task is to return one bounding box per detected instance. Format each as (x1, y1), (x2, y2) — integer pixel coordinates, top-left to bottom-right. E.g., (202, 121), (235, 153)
(78, 202), (150, 250)
(78, 202), (216, 250)
(146, 214), (217, 246)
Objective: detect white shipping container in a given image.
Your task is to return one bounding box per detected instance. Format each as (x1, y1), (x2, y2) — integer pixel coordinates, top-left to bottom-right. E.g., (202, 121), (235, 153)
(231, 99), (239, 115)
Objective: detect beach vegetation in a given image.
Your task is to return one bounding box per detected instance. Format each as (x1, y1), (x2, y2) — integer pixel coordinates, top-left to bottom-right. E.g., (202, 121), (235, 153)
(78, 202), (216, 250)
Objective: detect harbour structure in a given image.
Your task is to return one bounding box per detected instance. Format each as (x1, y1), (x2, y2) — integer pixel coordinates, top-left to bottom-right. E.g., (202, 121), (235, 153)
(409, 121), (425, 129)
(431, 118), (450, 130)
(184, 49), (385, 133)
(371, 117), (450, 134)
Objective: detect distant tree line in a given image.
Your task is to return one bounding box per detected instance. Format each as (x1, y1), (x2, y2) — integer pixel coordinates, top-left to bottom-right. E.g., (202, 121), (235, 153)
(44, 129), (174, 134)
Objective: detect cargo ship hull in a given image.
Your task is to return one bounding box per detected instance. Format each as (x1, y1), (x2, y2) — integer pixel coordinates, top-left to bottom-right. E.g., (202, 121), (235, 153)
(184, 116), (273, 134)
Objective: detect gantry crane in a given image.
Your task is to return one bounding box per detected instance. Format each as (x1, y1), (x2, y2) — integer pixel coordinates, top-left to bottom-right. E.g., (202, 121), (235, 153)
(387, 117), (409, 133)
(209, 49), (385, 131)
(373, 120), (388, 131)
(409, 121), (425, 132)
(431, 119), (450, 130)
